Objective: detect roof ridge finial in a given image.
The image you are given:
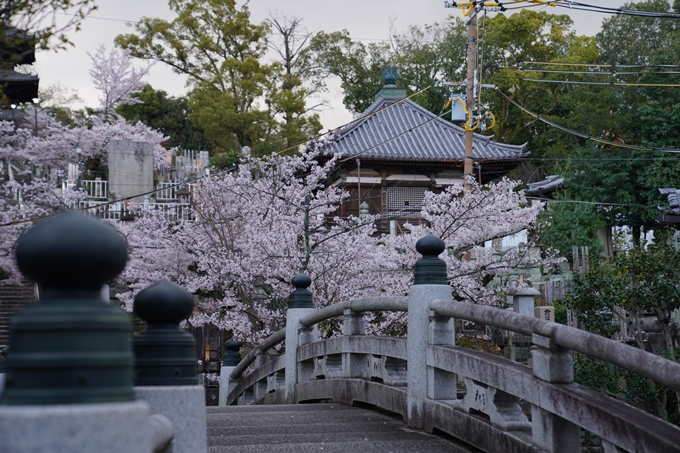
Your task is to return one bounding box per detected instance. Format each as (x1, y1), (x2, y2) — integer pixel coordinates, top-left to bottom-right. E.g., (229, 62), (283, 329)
(382, 66), (399, 85)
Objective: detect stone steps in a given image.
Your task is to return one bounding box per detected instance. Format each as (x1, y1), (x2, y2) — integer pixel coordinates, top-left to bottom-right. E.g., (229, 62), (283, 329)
(206, 404), (473, 453)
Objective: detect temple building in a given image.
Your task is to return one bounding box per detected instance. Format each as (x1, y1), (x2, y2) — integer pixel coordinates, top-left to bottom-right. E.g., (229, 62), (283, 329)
(322, 68), (528, 233)
(0, 27), (39, 120)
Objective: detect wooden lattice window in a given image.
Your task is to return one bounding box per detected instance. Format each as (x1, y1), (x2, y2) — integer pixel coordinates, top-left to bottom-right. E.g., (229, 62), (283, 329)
(386, 186), (428, 218)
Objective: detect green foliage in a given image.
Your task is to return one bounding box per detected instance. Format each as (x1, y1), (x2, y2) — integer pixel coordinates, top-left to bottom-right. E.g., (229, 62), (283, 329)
(574, 354), (677, 422)
(455, 334), (502, 356)
(305, 18), (467, 115)
(560, 147), (668, 237)
(574, 354), (615, 393)
(536, 200), (605, 262)
(563, 239), (680, 340)
(208, 149), (239, 170)
(553, 302), (568, 325)
(566, 230), (680, 331)
(553, 0), (680, 238)
(305, 30), (390, 115)
(565, 231), (680, 422)
(0, 0), (96, 52)
(117, 85), (216, 151)
(115, 0), (320, 155)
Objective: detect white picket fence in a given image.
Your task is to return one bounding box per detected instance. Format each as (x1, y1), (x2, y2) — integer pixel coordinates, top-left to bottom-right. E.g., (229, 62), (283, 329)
(77, 200), (194, 221)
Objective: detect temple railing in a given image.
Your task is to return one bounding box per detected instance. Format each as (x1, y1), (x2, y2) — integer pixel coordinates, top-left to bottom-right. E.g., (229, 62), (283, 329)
(221, 236), (680, 453)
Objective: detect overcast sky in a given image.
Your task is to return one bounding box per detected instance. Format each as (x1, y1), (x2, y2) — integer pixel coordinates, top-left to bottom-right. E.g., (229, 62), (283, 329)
(34, 0), (628, 130)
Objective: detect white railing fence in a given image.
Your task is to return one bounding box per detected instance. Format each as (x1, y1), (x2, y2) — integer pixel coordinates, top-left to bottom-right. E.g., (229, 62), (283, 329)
(77, 200), (194, 221)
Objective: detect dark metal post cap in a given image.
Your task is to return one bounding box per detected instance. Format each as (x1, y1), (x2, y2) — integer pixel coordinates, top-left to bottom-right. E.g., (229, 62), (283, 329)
(1, 212), (135, 406)
(223, 339), (242, 366)
(132, 280), (198, 386)
(15, 211), (128, 291)
(414, 235), (448, 285)
(134, 279), (194, 324)
(289, 274), (314, 309)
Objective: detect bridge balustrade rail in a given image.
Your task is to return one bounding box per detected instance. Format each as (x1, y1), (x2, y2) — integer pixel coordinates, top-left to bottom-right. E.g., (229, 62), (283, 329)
(221, 236), (680, 453)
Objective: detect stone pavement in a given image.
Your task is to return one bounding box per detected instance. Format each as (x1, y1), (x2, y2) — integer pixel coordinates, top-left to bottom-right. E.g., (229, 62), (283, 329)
(206, 403), (474, 453)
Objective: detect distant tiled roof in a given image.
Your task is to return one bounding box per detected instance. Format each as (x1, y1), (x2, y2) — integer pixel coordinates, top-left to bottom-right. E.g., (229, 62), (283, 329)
(659, 188), (680, 215)
(0, 70), (38, 82)
(3, 28), (35, 40)
(526, 175), (564, 196)
(326, 97), (528, 163)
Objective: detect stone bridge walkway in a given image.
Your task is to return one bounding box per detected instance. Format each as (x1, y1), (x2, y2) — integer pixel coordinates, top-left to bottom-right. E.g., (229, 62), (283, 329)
(206, 404), (474, 453)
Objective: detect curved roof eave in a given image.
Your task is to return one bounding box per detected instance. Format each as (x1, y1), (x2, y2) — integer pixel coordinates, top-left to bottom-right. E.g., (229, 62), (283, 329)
(329, 97), (528, 162)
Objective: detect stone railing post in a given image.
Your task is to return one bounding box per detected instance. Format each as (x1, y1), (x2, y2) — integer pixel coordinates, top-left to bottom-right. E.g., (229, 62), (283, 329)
(428, 311), (456, 400)
(510, 287), (540, 363)
(0, 348), (6, 394)
(513, 287), (540, 316)
(218, 339), (242, 406)
(253, 351), (271, 401)
(342, 308), (366, 378)
(285, 274), (318, 403)
(408, 235), (452, 428)
(531, 334), (580, 453)
(132, 279), (207, 453)
(0, 212), (151, 453)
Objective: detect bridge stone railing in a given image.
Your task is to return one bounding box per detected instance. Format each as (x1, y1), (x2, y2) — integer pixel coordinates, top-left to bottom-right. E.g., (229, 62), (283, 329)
(223, 235), (680, 453)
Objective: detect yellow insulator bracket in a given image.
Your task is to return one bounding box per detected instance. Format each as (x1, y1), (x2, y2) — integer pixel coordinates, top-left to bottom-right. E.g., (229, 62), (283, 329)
(529, 0), (558, 5)
(487, 111), (496, 130)
(455, 97), (467, 112)
(465, 114), (481, 132)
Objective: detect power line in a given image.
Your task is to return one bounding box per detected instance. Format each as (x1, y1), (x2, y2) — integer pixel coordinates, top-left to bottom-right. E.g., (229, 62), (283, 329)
(526, 196), (660, 209)
(1, 86), (438, 228)
(555, 2), (680, 19)
(494, 87), (680, 154)
(56, 12), (394, 43)
(520, 62), (680, 69)
(519, 157), (680, 162)
(514, 68), (680, 76)
(273, 85), (433, 157)
(338, 107), (452, 163)
(520, 77), (680, 87)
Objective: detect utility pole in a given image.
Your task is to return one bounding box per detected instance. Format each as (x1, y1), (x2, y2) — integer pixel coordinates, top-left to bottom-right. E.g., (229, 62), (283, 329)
(447, 1), (509, 188)
(464, 4), (478, 190)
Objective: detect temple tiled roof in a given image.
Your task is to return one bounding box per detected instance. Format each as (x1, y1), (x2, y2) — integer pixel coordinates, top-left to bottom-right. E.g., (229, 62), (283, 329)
(659, 188), (680, 215)
(526, 175), (564, 196)
(0, 70), (38, 82)
(326, 97), (528, 163)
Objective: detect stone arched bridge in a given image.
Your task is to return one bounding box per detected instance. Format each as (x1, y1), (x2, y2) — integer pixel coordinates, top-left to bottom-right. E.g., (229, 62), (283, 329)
(216, 239), (680, 453)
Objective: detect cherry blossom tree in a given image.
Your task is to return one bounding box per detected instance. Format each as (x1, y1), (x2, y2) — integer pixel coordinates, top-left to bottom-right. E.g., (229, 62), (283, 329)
(88, 45), (154, 119)
(384, 177), (556, 305)
(0, 44), (165, 282)
(116, 142), (398, 342)
(0, 156), (86, 283)
(114, 140), (556, 344)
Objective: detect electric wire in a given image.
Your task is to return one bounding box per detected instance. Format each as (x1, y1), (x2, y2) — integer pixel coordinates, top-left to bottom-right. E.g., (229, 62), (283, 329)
(520, 78), (680, 87)
(520, 62), (680, 69)
(1, 86), (436, 227)
(338, 107), (452, 163)
(514, 68), (680, 76)
(494, 87), (680, 154)
(54, 12), (393, 43)
(554, 2), (680, 19)
(272, 85), (433, 157)
(525, 196), (661, 209)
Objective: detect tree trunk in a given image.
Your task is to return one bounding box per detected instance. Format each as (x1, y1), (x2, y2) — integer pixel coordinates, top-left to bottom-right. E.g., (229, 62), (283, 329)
(632, 225), (641, 249)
